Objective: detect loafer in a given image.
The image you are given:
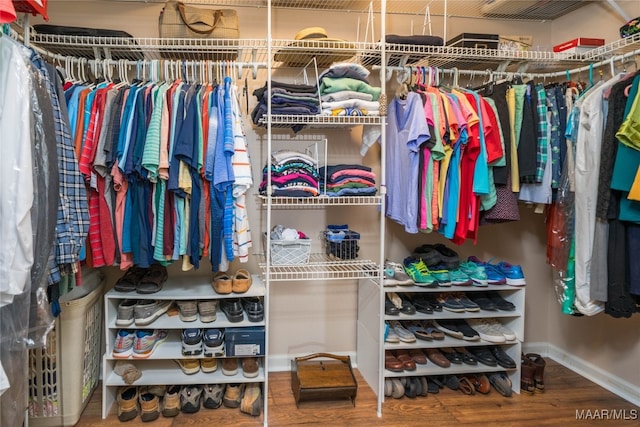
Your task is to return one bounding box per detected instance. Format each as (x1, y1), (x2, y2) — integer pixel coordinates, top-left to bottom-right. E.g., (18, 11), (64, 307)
(424, 348), (451, 368)
(212, 272), (233, 294)
(453, 293), (481, 312)
(385, 350), (405, 372)
(394, 350), (417, 371)
(385, 298), (400, 315)
(232, 269), (253, 293)
(440, 347), (463, 364)
(487, 291), (516, 311)
(490, 346), (517, 369)
(220, 298), (244, 323)
(468, 346), (498, 367)
(453, 347), (478, 365)
(467, 292), (498, 311)
(436, 293), (466, 312)
(405, 348), (428, 365)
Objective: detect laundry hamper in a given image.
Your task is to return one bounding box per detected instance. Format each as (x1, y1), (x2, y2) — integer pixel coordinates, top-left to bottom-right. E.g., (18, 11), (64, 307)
(28, 271), (104, 427)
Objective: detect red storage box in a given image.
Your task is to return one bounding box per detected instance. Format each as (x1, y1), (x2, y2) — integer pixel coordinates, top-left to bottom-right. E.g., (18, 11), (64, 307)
(553, 37), (604, 53)
(12, 0), (48, 20)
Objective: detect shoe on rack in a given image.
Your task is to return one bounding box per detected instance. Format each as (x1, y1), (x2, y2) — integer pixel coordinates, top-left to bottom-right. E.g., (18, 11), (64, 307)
(114, 361), (142, 385)
(468, 346), (498, 367)
(384, 350), (405, 372)
(132, 329), (168, 359)
(388, 320), (416, 343)
(203, 384), (225, 409)
(452, 292), (481, 312)
(432, 244), (460, 270)
(394, 350), (417, 371)
(223, 383), (245, 408)
(448, 268), (473, 286)
(404, 321), (434, 341)
(420, 320), (446, 340)
(384, 323), (400, 343)
(162, 385), (181, 417)
(467, 292), (498, 311)
(117, 386), (139, 422)
(203, 328), (225, 357)
(493, 261), (526, 286)
(139, 387), (161, 422)
(201, 357), (218, 373)
(453, 347), (478, 365)
(232, 269), (253, 293)
(451, 319), (480, 341)
(181, 328), (204, 356)
(440, 347), (463, 364)
(175, 300), (198, 322)
(116, 300), (137, 327)
(384, 260), (415, 286)
(242, 357), (260, 378)
(424, 348), (451, 368)
(486, 291), (516, 311)
(436, 293), (466, 312)
(212, 272), (233, 294)
(220, 298), (244, 323)
(459, 260), (489, 286)
(180, 385), (203, 413)
(490, 346), (517, 369)
(197, 300), (218, 323)
(432, 319), (464, 340)
(465, 318), (506, 343)
(385, 297), (400, 315)
(222, 357), (239, 376)
(113, 329), (136, 359)
(134, 300), (172, 326)
(430, 265), (451, 287)
(412, 244), (442, 267)
(387, 292), (416, 315)
(240, 383), (262, 417)
(467, 318), (516, 342)
(115, 266), (148, 292)
(468, 256), (507, 284)
(402, 257), (437, 287)
(242, 297), (264, 322)
(487, 371), (513, 397)
(410, 296), (434, 314)
(175, 359), (201, 375)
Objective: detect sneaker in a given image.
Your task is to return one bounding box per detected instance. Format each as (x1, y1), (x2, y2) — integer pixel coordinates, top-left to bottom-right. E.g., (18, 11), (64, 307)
(175, 300), (198, 322)
(495, 261), (526, 286)
(180, 385), (203, 413)
(384, 323), (400, 343)
(113, 329), (135, 358)
(202, 384), (225, 409)
(466, 292), (498, 311)
(433, 319), (463, 340)
(487, 291), (516, 311)
(203, 328), (225, 357)
(468, 256), (506, 284)
(448, 268), (472, 286)
(454, 320), (481, 341)
(453, 293), (481, 312)
(175, 359), (200, 375)
(468, 318), (517, 341)
(459, 261), (488, 286)
(201, 357), (218, 373)
(430, 265), (451, 287)
(242, 357), (260, 378)
(117, 386), (139, 422)
(240, 383), (262, 416)
(465, 318), (507, 343)
(134, 300), (172, 326)
(402, 257), (437, 286)
(436, 293), (466, 312)
(388, 320), (416, 343)
(132, 329), (168, 358)
(116, 300), (137, 327)
(182, 328), (203, 356)
(223, 383), (244, 408)
(222, 358), (239, 376)
(197, 300), (218, 323)
(384, 261), (414, 286)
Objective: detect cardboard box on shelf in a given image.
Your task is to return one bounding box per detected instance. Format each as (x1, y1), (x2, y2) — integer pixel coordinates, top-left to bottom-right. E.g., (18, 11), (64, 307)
(499, 35), (533, 52)
(553, 37), (605, 53)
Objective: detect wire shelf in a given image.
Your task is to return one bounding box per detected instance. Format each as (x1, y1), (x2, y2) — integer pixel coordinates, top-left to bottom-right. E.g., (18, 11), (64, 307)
(259, 254), (380, 281)
(262, 115), (382, 126)
(258, 195), (382, 207)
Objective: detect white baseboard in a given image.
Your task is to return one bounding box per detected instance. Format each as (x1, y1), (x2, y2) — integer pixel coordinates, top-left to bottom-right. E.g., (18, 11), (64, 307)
(524, 342), (640, 407)
(267, 351), (357, 372)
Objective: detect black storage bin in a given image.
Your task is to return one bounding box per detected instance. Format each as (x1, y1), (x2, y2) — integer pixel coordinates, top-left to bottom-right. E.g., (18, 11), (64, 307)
(446, 33), (499, 49)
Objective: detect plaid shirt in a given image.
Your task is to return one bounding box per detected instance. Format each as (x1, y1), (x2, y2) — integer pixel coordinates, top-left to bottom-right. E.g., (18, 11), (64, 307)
(30, 51), (89, 283)
(534, 83), (549, 183)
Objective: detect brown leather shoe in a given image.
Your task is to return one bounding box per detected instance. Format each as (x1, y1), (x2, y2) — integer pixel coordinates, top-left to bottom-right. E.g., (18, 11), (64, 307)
(395, 350), (417, 371)
(408, 348), (428, 365)
(232, 269), (253, 293)
(521, 354), (536, 394)
(222, 357), (239, 376)
(526, 353), (546, 393)
(385, 350), (404, 372)
(424, 348), (451, 368)
(466, 374), (491, 394)
(242, 357), (259, 378)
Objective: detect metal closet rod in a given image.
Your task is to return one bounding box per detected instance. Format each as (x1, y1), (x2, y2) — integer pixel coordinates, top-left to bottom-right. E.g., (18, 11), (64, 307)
(377, 48), (640, 82)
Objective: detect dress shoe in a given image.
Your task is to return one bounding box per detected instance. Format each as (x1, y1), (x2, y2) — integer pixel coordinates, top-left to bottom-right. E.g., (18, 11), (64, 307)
(384, 350), (404, 372)
(440, 347), (463, 364)
(424, 348), (450, 368)
(453, 347), (477, 365)
(408, 348), (428, 365)
(468, 346), (497, 367)
(490, 346), (516, 369)
(395, 350), (417, 371)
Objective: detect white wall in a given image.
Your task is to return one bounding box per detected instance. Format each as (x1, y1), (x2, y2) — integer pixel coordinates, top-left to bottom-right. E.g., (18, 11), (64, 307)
(30, 0), (640, 401)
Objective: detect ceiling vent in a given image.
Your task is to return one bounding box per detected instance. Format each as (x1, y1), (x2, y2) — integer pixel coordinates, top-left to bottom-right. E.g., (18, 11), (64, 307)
(481, 0), (591, 20)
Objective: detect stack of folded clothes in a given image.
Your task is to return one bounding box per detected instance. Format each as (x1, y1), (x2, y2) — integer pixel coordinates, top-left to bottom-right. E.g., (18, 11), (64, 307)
(318, 63), (381, 116)
(251, 80), (320, 126)
(259, 150), (320, 197)
(319, 164), (377, 197)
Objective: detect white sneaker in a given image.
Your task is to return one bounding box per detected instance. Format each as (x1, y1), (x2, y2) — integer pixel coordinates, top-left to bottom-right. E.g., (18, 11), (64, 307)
(465, 318), (506, 343)
(482, 318), (517, 341)
(385, 261), (415, 286)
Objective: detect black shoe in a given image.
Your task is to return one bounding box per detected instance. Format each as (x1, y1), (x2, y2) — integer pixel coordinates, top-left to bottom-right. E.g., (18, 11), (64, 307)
(221, 298), (244, 323)
(486, 291), (516, 311)
(467, 292), (498, 311)
(440, 347), (463, 364)
(433, 320), (464, 339)
(242, 297), (264, 322)
(490, 346), (517, 369)
(454, 319), (480, 341)
(468, 346), (498, 367)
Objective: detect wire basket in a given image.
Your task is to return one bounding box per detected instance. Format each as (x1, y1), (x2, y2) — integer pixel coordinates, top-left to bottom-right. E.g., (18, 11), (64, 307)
(263, 233), (312, 265)
(322, 229), (360, 260)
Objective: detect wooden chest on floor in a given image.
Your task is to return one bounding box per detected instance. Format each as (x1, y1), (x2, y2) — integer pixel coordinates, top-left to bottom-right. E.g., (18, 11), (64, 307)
(291, 353), (358, 407)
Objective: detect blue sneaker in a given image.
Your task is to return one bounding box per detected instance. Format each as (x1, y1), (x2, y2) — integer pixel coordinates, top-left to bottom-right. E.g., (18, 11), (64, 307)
(459, 261), (488, 286)
(182, 328), (203, 356)
(429, 264), (451, 287)
(203, 328), (225, 357)
(468, 256), (506, 285)
(496, 261), (526, 286)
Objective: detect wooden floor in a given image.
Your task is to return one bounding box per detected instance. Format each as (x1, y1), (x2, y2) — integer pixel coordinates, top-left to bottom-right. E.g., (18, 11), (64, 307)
(77, 359), (638, 426)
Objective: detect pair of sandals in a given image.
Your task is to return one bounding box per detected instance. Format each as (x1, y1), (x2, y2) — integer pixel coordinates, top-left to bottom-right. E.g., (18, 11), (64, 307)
(115, 264), (168, 294)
